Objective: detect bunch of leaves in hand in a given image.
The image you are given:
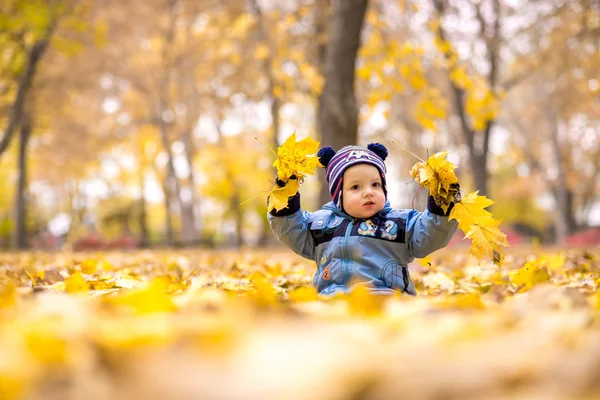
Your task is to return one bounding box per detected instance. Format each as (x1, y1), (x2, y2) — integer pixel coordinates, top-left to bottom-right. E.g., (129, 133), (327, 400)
(410, 151), (460, 213)
(268, 132), (322, 212)
(410, 151), (509, 266)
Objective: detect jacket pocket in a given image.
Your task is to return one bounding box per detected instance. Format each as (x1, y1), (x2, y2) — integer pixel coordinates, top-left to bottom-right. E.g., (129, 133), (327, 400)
(381, 261), (414, 294)
(315, 258), (343, 293)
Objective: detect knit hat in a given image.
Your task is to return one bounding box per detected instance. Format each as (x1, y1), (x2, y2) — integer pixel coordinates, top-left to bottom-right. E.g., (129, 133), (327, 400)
(317, 143), (388, 209)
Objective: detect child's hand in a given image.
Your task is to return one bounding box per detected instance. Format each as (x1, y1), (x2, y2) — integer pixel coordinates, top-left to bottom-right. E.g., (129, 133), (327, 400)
(449, 182), (461, 202)
(275, 174), (298, 188)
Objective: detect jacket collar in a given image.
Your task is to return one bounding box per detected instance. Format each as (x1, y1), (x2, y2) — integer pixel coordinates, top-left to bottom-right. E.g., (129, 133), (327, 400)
(322, 200), (392, 222)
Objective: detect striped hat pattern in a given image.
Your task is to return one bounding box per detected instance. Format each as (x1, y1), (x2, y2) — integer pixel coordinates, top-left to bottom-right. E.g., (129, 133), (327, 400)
(317, 143), (388, 210)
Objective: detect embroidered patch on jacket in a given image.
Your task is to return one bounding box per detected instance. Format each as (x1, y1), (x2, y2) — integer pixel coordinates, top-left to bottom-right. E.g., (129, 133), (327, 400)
(320, 254), (327, 265)
(358, 220), (377, 236)
(321, 265), (331, 280)
(310, 218), (405, 245)
(381, 220), (398, 240)
(355, 218), (404, 242)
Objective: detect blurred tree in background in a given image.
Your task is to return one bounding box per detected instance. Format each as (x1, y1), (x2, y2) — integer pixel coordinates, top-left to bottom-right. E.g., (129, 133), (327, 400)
(0, 0), (598, 250)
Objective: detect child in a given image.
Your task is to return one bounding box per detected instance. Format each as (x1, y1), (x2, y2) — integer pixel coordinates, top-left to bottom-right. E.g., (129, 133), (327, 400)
(268, 143), (458, 295)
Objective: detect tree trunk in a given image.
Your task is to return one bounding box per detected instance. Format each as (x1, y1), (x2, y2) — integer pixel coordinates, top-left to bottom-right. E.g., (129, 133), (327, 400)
(14, 115), (32, 249)
(317, 0), (369, 206)
(0, 39), (50, 159)
(470, 153), (488, 197)
(138, 166), (149, 248)
(550, 118), (577, 243)
(432, 0), (503, 196)
(231, 186), (244, 248)
(161, 176), (175, 246)
(181, 133), (199, 245)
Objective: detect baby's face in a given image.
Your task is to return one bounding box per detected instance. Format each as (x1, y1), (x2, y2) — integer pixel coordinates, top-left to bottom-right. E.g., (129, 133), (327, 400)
(341, 164), (385, 219)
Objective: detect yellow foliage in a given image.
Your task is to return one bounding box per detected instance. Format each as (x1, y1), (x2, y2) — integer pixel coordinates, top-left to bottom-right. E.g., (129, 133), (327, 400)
(229, 13), (255, 38)
(299, 63), (324, 95)
(272, 133), (321, 181)
(255, 44), (269, 59)
(434, 37), (452, 55)
(272, 85), (284, 98)
(81, 258), (98, 274)
(449, 66), (472, 89)
(0, 248), (598, 398)
(199, 138), (271, 208)
(0, 331), (37, 400)
(268, 179), (300, 213)
(410, 151), (459, 210)
(249, 272), (279, 307)
(23, 319), (70, 365)
(464, 220), (510, 267)
(465, 80), (500, 132)
(64, 272), (88, 293)
(510, 262), (550, 292)
(357, 65), (372, 80)
(0, 281), (17, 309)
(438, 292), (484, 309)
(287, 286), (319, 302)
(410, 152), (509, 266)
(266, 132), (321, 212)
(449, 192), (494, 233)
(414, 88), (448, 131)
(105, 280), (177, 314)
(343, 285), (388, 316)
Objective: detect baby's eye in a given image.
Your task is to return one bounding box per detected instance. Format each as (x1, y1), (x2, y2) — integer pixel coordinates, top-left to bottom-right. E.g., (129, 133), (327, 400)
(372, 182), (381, 187)
(351, 185), (359, 190)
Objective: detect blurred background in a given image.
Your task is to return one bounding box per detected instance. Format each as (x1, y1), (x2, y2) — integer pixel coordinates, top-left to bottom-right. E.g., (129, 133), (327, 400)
(0, 0), (598, 251)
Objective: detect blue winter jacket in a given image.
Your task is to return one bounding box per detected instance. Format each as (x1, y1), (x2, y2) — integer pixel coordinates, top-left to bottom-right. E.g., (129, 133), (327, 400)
(268, 193), (458, 295)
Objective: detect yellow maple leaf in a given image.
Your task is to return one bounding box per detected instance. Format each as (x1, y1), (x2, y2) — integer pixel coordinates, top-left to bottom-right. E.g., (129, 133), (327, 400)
(243, 132), (320, 209)
(267, 179), (299, 213)
(409, 151), (459, 212)
(104, 280), (176, 314)
(449, 191), (494, 233)
(464, 219), (510, 267)
(273, 132), (321, 182)
(81, 258), (98, 274)
(64, 272), (89, 293)
(248, 272), (279, 307)
(263, 132), (322, 212)
(510, 262), (550, 292)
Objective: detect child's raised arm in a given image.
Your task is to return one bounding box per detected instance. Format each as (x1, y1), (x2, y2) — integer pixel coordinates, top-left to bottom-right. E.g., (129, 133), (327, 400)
(268, 180), (316, 261)
(404, 195), (458, 259)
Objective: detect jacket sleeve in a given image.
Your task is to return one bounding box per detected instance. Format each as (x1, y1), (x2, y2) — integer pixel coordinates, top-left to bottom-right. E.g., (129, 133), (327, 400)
(267, 193), (316, 260)
(405, 196), (458, 259)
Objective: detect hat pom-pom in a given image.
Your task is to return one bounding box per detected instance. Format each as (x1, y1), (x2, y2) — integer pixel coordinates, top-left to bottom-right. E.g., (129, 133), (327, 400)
(367, 143), (388, 161)
(317, 147), (336, 168)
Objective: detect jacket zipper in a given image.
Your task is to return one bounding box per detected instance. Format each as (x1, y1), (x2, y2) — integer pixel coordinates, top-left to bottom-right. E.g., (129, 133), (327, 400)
(342, 220), (354, 290)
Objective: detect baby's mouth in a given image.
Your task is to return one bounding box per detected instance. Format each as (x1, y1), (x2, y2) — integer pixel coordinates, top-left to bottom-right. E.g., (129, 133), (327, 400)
(363, 201), (375, 206)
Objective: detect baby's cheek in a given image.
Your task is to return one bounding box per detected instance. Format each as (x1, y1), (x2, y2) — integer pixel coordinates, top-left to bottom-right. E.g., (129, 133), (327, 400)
(342, 193), (357, 208)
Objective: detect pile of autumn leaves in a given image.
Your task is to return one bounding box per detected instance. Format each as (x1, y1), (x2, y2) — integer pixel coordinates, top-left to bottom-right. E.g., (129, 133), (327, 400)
(0, 249), (599, 400)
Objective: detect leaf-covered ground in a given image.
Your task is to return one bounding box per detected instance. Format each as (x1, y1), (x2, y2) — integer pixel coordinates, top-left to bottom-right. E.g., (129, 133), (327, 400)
(1, 247), (599, 400)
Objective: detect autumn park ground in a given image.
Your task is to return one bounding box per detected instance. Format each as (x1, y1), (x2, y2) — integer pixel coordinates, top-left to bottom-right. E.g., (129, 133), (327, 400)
(0, 244), (599, 400)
